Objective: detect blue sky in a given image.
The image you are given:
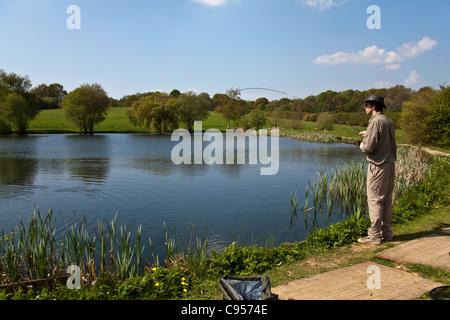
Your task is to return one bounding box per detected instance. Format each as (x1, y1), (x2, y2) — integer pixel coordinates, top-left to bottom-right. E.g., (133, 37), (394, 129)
(0, 0), (449, 100)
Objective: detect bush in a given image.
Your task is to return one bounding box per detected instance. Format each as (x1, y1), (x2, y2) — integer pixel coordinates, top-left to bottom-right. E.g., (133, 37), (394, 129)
(316, 113), (335, 131)
(393, 156), (450, 224)
(303, 215), (370, 251)
(239, 109), (267, 130)
(208, 243), (305, 277)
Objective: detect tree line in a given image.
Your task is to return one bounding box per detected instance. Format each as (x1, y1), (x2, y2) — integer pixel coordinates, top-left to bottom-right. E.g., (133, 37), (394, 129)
(0, 69), (448, 147)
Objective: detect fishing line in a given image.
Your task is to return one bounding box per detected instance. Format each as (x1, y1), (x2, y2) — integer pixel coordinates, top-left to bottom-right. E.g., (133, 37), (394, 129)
(239, 87), (362, 134)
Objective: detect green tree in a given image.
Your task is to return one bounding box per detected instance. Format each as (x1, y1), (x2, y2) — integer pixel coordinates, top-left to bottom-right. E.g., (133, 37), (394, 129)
(62, 83), (110, 134)
(400, 87), (438, 144)
(240, 109), (267, 130)
(248, 109), (267, 130)
(269, 107), (285, 128)
(255, 97), (269, 110)
(32, 83), (67, 109)
(177, 91), (211, 132)
(0, 70), (40, 134)
(0, 92), (39, 134)
(215, 89), (244, 129)
(127, 92), (178, 134)
(170, 89), (181, 98)
(32, 83), (67, 101)
(425, 86), (450, 147)
(0, 69), (32, 92)
(212, 93), (229, 111)
(384, 85), (412, 112)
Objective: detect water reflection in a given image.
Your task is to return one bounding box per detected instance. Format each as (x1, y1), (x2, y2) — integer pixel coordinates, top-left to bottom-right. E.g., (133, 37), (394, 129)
(0, 158), (38, 187)
(66, 158), (110, 184)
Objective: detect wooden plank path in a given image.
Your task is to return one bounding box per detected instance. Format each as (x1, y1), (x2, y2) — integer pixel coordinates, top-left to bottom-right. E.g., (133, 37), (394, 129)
(272, 230), (449, 300)
(375, 232), (450, 272)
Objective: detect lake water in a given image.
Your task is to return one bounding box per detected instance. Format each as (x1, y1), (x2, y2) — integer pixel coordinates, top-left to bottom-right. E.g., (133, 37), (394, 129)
(0, 133), (363, 259)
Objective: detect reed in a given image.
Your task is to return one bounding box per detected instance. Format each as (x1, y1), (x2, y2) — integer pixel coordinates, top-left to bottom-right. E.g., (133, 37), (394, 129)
(0, 208), (146, 285)
(290, 146), (433, 230)
(149, 223), (211, 277)
(393, 146), (432, 202)
(282, 130), (343, 144)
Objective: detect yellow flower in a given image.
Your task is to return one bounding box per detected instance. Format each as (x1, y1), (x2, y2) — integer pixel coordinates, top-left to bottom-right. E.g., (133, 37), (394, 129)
(152, 267), (157, 271)
(183, 288), (188, 293)
(155, 282), (159, 287)
(181, 277), (186, 281)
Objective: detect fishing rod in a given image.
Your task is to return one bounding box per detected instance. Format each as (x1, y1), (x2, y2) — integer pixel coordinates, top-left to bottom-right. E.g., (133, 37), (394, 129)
(238, 87), (362, 134)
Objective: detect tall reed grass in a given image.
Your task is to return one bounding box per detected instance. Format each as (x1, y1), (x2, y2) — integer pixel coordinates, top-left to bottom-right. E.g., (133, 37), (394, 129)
(283, 130), (343, 144)
(290, 146), (433, 229)
(0, 209), (144, 285)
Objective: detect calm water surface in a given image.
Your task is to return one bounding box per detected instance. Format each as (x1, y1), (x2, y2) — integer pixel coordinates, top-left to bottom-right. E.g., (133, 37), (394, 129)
(0, 134), (363, 258)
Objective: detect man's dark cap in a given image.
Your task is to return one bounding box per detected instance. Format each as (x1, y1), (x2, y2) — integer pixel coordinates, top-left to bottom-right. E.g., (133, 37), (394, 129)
(365, 94), (386, 109)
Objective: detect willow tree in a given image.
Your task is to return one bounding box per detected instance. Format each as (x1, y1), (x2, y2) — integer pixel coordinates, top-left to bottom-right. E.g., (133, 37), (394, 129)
(62, 83), (110, 134)
(0, 70), (40, 134)
(177, 91), (211, 132)
(0, 92), (39, 133)
(127, 92), (178, 134)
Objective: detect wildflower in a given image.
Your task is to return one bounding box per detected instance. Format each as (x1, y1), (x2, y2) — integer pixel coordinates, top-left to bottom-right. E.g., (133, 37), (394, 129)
(155, 282), (159, 287)
(152, 267), (157, 271)
(183, 288), (188, 293)
(181, 277), (186, 281)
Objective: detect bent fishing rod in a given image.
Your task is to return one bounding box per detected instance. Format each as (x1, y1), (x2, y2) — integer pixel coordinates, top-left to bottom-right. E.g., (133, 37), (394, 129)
(238, 87), (362, 134)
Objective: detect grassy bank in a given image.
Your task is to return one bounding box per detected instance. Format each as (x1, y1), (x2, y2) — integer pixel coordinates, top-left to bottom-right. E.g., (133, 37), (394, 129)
(27, 108), (234, 134)
(1, 146), (448, 300)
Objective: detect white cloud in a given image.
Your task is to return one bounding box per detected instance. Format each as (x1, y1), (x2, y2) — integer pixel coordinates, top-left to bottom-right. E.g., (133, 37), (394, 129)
(313, 45), (387, 65)
(384, 64), (400, 71)
(404, 70), (419, 86)
(313, 37), (438, 70)
(191, 0), (228, 6)
(301, 0), (347, 10)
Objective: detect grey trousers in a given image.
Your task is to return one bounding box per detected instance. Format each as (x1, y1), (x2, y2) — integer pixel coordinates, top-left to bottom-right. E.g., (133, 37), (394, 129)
(367, 162), (395, 240)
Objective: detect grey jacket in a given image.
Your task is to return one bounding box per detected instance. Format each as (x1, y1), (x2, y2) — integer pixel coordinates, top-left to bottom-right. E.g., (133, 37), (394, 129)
(360, 112), (397, 165)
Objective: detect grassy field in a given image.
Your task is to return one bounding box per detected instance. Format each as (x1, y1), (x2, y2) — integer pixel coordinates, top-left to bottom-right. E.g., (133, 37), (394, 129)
(28, 108), (236, 134)
(28, 107), (366, 135)
(29, 108), (142, 133)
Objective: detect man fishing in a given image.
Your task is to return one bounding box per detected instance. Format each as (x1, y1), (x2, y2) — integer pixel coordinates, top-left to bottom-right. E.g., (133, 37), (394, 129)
(358, 94), (397, 244)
